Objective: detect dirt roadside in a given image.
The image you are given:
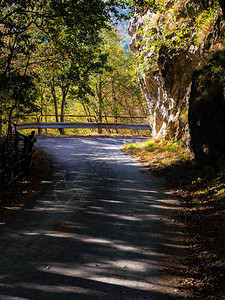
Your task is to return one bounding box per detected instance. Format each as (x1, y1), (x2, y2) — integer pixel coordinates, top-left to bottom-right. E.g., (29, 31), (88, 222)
(122, 143), (225, 300)
(0, 148), (52, 223)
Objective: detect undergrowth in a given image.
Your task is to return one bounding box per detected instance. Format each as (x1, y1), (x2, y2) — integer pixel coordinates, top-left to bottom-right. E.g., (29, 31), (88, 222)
(0, 148), (52, 222)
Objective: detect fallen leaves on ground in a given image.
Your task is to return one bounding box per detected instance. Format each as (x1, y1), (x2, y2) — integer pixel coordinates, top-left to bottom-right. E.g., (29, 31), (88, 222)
(0, 148), (52, 223)
(123, 138), (225, 299)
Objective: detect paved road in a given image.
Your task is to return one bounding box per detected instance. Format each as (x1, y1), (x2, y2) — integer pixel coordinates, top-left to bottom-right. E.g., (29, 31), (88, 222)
(0, 137), (184, 299)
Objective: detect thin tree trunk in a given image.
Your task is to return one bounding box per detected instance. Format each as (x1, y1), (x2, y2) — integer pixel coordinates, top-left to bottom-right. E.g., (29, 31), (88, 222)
(6, 101), (17, 150)
(60, 87), (69, 135)
(111, 80), (118, 133)
(60, 93), (66, 123)
(81, 101), (95, 122)
(50, 80), (59, 123)
(4, 35), (18, 77)
(96, 79), (103, 134)
(50, 80), (63, 135)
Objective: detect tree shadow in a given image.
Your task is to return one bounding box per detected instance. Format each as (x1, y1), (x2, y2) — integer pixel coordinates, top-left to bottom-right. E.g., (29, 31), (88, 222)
(0, 137), (192, 299)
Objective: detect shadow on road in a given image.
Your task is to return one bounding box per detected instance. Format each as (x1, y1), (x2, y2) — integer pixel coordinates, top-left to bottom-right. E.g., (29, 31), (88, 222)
(0, 137), (189, 299)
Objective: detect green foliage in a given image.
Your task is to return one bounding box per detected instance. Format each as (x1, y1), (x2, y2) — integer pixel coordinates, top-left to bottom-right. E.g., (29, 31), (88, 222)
(124, 0), (166, 13)
(0, 71), (39, 133)
(194, 1), (220, 46)
(13, 27), (148, 136)
(78, 28), (148, 127)
(135, 1), (194, 74)
(132, 0), (221, 75)
(126, 143), (136, 149)
(0, 0), (130, 134)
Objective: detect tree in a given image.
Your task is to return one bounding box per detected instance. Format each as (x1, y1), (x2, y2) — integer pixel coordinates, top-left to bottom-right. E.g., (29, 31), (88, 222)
(0, 0), (129, 134)
(80, 28), (148, 134)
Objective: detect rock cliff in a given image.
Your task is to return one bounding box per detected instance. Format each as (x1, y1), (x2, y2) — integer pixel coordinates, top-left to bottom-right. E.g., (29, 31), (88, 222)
(128, 0), (225, 146)
(189, 50), (225, 168)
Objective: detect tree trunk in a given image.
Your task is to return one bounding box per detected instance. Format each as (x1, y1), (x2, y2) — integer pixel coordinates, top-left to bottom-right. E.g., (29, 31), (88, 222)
(59, 87), (69, 135)
(50, 80), (59, 123)
(111, 80), (118, 133)
(6, 101), (17, 150)
(59, 98), (65, 135)
(97, 79), (103, 134)
(50, 80), (63, 135)
(81, 101), (95, 122)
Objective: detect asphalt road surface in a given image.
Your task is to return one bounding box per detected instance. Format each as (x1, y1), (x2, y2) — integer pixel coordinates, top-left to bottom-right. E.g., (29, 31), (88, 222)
(0, 137), (185, 300)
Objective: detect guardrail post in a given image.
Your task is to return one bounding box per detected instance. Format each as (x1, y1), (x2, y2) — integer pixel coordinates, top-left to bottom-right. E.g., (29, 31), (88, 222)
(27, 131), (36, 169)
(37, 116), (42, 136)
(13, 133), (19, 178)
(22, 136), (29, 171)
(38, 127), (42, 136)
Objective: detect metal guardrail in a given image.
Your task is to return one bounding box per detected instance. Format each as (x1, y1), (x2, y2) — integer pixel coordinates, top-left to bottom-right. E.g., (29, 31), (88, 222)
(14, 121), (152, 132)
(14, 114), (149, 121)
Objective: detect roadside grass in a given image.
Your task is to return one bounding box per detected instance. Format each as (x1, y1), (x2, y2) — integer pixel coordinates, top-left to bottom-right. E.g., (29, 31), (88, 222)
(123, 138), (189, 168)
(122, 138), (225, 299)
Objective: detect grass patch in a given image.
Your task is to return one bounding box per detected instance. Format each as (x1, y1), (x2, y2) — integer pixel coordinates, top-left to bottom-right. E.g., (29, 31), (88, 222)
(123, 138), (225, 299)
(123, 138), (190, 169)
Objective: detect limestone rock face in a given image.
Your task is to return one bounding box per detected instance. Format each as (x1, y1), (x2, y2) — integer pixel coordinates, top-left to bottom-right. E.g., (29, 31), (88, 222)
(128, 1), (225, 146)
